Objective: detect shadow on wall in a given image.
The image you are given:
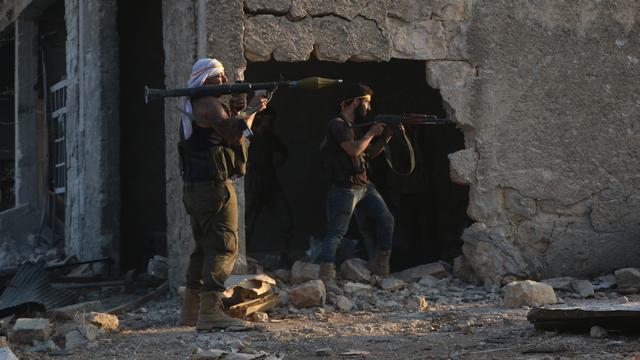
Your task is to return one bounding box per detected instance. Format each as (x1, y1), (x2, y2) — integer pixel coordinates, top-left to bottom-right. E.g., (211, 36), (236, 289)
(244, 58), (471, 271)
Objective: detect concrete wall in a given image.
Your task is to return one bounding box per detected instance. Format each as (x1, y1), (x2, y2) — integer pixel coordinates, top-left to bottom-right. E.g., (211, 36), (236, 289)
(203, 0), (640, 287)
(64, 0), (120, 267)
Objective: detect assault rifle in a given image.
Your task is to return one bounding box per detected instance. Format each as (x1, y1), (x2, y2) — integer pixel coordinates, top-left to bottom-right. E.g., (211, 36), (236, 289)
(144, 77), (342, 104)
(349, 113), (451, 128)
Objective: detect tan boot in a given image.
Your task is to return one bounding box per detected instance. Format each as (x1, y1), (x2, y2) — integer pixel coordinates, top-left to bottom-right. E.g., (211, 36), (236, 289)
(179, 288), (200, 326)
(196, 291), (250, 331)
(319, 263), (343, 295)
(367, 249), (391, 277)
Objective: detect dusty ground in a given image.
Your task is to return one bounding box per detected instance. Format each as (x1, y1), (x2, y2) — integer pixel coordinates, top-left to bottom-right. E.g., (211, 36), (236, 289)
(13, 285), (640, 360)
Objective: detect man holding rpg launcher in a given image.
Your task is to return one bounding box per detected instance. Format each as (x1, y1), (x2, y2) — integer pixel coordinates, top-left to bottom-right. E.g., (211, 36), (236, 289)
(178, 58), (268, 331)
(318, 83), (398, 295)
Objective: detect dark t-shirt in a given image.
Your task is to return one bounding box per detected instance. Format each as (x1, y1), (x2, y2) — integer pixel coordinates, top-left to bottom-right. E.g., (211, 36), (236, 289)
(323, 116), (368, 189)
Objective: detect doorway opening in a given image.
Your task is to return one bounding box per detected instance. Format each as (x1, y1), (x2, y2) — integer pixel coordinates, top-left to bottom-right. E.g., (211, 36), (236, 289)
(244, 59), (471, 271)
(117, 0), (166, 272)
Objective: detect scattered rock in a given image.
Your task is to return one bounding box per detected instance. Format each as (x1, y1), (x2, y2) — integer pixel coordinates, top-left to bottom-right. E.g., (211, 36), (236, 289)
(590, 325), (607, 338)
(193, 349), (227, 360)
(380, 278), (406, 292)
(614, 268), (640, 288)
(288, 280), (326, 308)
(147, 255), (169, 280)
(248, 312), (269, 323)
(592, 274), (616, 291)
(335, 295), (353, 312)
(404, 296), (429, 312)
(9, 318), (51, 345)
(82, 312), (119, 331)
(290, 261), (320, 284)
(273, 269), (291, 283)
(616, 287), (638, 295)
(393, 262), (448, 282)
(64, 330), (88, 350)
(340, 258), (372, 284)
(541, 277), (575, 291)
(29, 339), (58, 353)
(77, 324), (101, 341)
(376, 300), (402, 312)
(0, 346), (18, 360)
(571, 280), (594, 298)
(315, 348), (332, 356)
(418, 275), (439, 288)
(503, 280), (557, 308)
(343, 282), (374, 297)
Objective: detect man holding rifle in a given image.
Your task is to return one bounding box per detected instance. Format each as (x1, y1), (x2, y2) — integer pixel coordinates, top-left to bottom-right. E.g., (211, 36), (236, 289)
(318, 83), (397, 295)
(178, 58), (268, 331)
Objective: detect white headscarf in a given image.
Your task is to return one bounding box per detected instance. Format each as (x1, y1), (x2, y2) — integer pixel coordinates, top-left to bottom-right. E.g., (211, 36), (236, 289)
(181, 58), (224, 139)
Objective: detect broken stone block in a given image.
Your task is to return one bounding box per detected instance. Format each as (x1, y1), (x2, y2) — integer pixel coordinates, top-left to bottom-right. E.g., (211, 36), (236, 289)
(273, 269), (291, 283)
(0, 346), (18, 360)
(592, 274), (616, 291)
(288, 280), (326, 308)
(571, 280), (595, 298)
(343, 282), (374, 297)
(376, 300), (402, 312)
(614, 268), (640, 288)
(290, 261), (320, 284)
(76, 312), (119, 331)
(340, 258), (372, 284)
(419, 275), (440, 288)
(503, 280), (557, 308)
(9, 318), (51, 345)
(29, 339), (58, 353)
(77, 324), (101, 341)
(590, 325), (608, 338)
(380, 278), (406, 292)
(404, 296), (429, 312)
(541, 277), (575, 291)
(64, 329), (88, 350)
(393, 262), (448, 282)
(47, 300), (103, 321)
(335, 295), (353, 312)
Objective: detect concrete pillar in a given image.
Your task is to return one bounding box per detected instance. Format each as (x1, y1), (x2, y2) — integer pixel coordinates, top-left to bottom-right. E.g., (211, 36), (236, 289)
(64, 0), (120, 270)
(14, 16), (39, 209)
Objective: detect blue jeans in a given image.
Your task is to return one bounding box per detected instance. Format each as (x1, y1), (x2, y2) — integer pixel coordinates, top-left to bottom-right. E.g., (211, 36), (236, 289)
(317, 183), (394, 264)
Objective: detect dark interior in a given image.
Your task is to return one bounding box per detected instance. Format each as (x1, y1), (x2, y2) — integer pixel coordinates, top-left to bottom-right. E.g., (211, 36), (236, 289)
(117, 0), (167, 272)
(0, 25), (15, 211)
(244, 59), (471, 271)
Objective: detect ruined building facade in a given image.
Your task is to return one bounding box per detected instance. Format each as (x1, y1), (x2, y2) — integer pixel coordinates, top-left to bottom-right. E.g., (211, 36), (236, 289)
(1, 0), (639, 288)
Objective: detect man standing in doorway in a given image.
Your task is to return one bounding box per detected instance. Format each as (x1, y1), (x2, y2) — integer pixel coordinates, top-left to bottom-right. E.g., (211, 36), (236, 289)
(317, 83), (396, 294)
(178, 58), (268, 330)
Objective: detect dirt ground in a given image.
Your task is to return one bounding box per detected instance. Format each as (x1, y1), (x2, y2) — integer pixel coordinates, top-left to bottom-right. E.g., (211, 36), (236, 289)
(13, 287), (640, 360)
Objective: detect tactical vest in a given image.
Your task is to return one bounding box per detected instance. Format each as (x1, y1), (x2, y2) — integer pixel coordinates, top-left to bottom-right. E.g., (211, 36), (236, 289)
(320, 116), (368, 187)
(178, 122), (248, 183)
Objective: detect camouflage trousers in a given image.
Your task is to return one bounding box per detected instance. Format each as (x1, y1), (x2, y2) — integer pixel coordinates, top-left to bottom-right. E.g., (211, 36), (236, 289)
(183, 180), (238, 292)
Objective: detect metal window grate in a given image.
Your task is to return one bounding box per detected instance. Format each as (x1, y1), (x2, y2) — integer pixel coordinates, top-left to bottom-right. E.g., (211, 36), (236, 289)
(50, 80), (67, 195)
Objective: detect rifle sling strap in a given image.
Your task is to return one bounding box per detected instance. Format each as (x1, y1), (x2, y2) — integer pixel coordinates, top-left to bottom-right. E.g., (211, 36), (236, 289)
(383, 130), (415, 176)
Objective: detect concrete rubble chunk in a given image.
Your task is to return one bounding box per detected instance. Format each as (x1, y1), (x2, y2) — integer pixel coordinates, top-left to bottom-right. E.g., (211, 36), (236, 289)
(288, 280), (326, 308)
(614, 268), (640, 288)
(592, 274), (616, 291)
(77, 324), (101, 341)
(571, 280), (595, 298)
(503, 280), (557, 308)
(418, 275), (439, 288)
(273, 269), (291, 283)
(64, 329), (88, 350)
(340, 258), (373, 284)
(48, 300), (103, 321)
(541, 277), (575, 291)
(590, 325), (608, 338)
(193, 349), (227, 360)
(404, 295), (429, 312)
(393, 262), (448, 282)
(335, 295), (353, 312)
(376, 300), (402, 312)
(147, 255), (169, 280)
(343, 282), (374, 297)
(290, 261), (320, 284)
(9, 318), (51, 345)
(75, 312), (119, 331)
(380, 278), (406, 292)
(0, 346), (18, 360)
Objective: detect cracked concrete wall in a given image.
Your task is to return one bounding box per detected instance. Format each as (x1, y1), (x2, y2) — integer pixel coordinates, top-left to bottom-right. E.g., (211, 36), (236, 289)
(167, 0), (639, 287)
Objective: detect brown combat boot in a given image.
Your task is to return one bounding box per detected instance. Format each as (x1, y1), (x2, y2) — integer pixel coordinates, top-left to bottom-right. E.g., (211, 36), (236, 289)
(367, 249), (391, 277)
(196, 291), (250, 331)
(179, 288), (200, 326)
(319, 263), (343, 295)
